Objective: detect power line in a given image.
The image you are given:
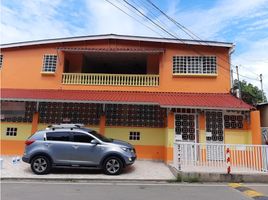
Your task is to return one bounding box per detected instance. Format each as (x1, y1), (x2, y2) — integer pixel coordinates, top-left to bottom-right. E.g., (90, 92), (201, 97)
(105, 0), (256, 84)
(231, 66), (259, 81)
(145, 0), (201, 41)
(142, 0), (262, 80)
(122, 0), (182, 40)
(105, 0), (232, 82)
(104, 0), (165, 37)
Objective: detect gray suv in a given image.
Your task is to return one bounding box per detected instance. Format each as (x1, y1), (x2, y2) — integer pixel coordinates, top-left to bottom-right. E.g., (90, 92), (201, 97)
(22, 124), (136, 175)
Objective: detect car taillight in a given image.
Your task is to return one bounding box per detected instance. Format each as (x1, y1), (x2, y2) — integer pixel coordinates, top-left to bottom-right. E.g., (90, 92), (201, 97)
(25, 140), (35, 146)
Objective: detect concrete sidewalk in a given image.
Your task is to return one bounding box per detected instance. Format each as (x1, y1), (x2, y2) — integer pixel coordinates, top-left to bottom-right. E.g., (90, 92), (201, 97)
(0, 156), (175, 181)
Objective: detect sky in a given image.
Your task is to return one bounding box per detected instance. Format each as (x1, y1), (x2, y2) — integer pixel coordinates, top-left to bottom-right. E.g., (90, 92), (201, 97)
(1, 0), (268, 97)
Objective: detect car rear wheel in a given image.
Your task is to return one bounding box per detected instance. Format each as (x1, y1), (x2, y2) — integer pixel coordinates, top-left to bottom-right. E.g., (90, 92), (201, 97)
(103, 157), (123, 175)
(31, 156), (51, 175)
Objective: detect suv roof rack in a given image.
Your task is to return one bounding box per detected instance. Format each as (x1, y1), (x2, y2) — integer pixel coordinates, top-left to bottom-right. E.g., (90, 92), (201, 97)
(47, 124), (85, 130)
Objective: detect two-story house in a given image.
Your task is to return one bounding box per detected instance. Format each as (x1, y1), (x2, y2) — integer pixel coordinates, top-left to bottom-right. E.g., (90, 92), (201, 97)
(0, 34), (261, 163)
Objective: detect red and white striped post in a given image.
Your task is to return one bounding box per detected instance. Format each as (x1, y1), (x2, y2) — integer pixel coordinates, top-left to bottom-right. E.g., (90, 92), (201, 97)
(226, 147), (231, 174)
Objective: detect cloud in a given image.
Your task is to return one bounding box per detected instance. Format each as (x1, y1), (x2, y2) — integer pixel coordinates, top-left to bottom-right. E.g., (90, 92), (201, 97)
(0, 0), (87, 43)
(171, 0), (268, 40)
(232, 37), (268, 95)
(1, 0), (267, 96)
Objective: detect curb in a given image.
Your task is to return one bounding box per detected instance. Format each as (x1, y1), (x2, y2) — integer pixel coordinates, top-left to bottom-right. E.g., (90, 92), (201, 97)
(169, 166), (268, 183)
(0, 177), (174, 183)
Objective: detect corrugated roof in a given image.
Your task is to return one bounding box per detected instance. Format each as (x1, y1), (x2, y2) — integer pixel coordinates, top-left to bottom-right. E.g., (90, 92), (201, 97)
(0, 34), (234, 49)
(1, 89), (252, 110)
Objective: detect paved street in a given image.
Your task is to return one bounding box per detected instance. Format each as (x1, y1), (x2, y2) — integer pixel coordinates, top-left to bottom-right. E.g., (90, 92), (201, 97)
(2, 181), (268, 200)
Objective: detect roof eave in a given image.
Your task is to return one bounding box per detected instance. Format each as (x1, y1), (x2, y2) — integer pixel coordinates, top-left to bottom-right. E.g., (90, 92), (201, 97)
(0, 34), (234, 49)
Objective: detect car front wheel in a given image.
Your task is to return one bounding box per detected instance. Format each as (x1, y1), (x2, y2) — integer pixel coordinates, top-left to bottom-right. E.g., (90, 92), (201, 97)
(103, 157), (123, 175)
(31, 156), (51, 175)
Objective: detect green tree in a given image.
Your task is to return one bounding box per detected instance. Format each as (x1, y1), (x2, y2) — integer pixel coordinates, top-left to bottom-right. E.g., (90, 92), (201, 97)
(233, 79), (267, 105)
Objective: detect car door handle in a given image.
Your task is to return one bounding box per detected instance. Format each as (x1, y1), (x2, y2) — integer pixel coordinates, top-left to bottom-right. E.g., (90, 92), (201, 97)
(44, 143), (51, 147)
(72, 145), (79, 149)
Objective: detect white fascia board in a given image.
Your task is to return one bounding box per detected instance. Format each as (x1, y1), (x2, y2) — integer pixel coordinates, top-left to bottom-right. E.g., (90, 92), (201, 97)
(0, 34), (234, 49)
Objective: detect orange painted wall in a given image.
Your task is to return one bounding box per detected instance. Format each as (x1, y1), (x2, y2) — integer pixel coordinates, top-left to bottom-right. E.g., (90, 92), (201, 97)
(1, 140), (25, 155)
(1, 39), (231, 93)
(250, 111), (262, 144)
(134, 145), (165, 160)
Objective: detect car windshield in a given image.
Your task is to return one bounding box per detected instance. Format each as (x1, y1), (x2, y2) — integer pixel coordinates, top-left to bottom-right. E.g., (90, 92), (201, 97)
(88, 130), (113, 142)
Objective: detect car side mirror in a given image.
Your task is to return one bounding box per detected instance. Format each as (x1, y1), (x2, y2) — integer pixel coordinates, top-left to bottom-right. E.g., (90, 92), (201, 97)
(91, 139), (100, 145)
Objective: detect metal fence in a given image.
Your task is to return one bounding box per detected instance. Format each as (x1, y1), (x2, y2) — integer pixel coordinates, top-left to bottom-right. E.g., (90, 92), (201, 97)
(173, 142), (268, 173)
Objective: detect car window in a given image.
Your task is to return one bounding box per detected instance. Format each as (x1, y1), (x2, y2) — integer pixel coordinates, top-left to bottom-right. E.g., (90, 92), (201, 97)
(46, 131), (71, 142)
(86, 130), (113, 143)
(73, 132), (94, 143)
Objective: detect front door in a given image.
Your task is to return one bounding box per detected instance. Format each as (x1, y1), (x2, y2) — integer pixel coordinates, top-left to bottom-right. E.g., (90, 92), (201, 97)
(205, 111), (224, 160)
(174, 113), (197, 164)
(175, 113), (196, 142)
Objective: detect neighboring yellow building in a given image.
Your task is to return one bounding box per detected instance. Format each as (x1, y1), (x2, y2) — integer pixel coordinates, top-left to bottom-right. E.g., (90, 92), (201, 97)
(0, 34), (261, 163)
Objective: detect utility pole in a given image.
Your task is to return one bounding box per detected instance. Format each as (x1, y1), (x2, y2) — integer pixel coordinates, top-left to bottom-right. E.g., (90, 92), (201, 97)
(230, 69), (234, 90)
(236, 66), (241, 98)
(260, 74), (265, 102)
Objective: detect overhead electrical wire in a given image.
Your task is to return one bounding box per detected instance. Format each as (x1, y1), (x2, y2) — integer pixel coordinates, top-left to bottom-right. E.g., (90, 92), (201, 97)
(105, 0), (232, 81)
(142, 0), (261, 81)
(105, 0), (259, 83)
(104, 0), (165, 37)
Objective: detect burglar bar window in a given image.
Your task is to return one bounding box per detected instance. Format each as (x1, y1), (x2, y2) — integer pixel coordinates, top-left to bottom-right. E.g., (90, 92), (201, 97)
(6, 127), (17, 136)
(129, 132), (140, 140)
(173, 56), (217, 75)
(0, 54), (3, 69)
(42, 54), (57, 72)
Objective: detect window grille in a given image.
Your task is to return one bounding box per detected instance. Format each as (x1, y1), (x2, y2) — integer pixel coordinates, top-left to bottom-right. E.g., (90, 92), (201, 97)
(1, 101), (36, 122)
(105, 104), (166, 127)
(38, 102), (101, 125)
(6, 127), (17, 136)
(0, 54), (3, 69)
(42, 54), (57, 72)
(173, 56), (217, 74)
(129, 132), (140, 140)
(224, 115), (243, 129)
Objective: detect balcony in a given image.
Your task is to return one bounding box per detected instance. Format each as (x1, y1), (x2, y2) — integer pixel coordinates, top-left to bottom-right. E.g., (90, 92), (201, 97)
(62, 73), (160, 86)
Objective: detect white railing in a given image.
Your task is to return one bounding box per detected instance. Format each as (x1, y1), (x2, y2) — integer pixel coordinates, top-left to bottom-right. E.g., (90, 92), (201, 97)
(174, 142), (268, 174)
(62, 73), (159, 86)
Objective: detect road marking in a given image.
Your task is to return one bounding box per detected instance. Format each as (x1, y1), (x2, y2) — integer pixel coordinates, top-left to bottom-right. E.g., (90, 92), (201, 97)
(229, 183), (268, 200)
(229, 183), (242, 188)
(244, 190), (264, 198)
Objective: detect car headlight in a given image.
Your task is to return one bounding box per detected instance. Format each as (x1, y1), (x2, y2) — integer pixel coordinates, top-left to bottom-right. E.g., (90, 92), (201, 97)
(121, 147), (132, 152)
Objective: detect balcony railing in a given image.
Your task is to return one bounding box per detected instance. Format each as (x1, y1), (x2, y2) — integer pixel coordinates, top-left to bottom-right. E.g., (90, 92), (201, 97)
(62, 73), (159, 86)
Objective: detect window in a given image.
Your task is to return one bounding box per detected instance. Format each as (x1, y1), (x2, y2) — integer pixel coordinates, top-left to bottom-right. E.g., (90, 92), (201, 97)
(38, 102), (101, 125)
(105, 104), (166, 128)
(1, 101), (36, 123)
(73, 132), (94, 143)
(129, 132), (140, 140)
(42, 54), (57, 72)
(173, 56), (217, 75)
(224, 115), (243, 129)
(0, 54), (3, 69)
(6, 127), (17, 136)
(46, 132), (71, 142)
